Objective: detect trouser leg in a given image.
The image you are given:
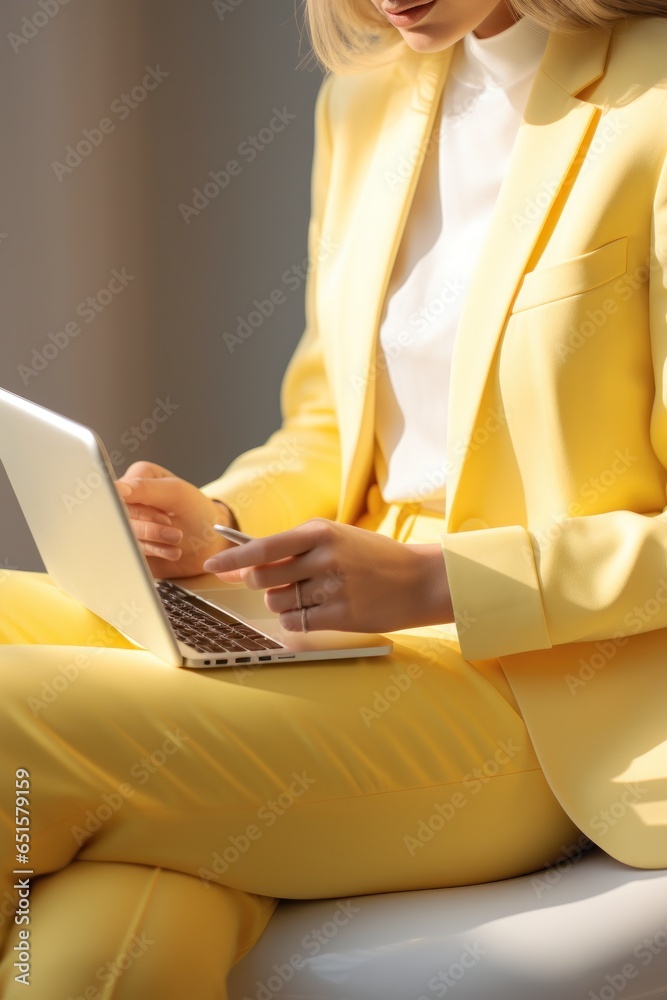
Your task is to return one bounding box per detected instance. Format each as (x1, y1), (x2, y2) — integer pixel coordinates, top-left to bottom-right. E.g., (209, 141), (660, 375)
(0, 571), (137, 649)
(0, 570), (580, 998)
(0, 861), (275, 1000)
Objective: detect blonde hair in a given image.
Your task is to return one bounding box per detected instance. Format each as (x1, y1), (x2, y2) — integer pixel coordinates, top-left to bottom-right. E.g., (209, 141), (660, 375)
(300, 0), (403, 74)
(302, 0), (667, 74)
(511, 0), (667, 29)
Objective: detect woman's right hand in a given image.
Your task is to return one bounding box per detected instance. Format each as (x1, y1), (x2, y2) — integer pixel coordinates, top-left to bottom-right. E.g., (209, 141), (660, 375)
(114, 460), (234, 579)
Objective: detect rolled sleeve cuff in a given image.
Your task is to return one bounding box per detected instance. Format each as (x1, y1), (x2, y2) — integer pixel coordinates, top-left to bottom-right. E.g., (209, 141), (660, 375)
(441, 524), (552, 660)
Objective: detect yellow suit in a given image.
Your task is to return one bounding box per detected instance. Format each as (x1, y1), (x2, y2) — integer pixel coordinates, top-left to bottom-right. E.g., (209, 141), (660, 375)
(203, 18), (667, 868)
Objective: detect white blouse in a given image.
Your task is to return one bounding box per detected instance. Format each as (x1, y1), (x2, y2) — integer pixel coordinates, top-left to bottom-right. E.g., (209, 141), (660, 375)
(373, 17), (549, 514)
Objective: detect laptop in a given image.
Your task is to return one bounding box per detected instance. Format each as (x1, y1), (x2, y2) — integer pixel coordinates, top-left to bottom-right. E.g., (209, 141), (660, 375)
(0, 388), (393, 668)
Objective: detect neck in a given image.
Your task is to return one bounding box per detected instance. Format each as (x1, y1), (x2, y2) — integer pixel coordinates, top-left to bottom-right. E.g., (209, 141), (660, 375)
(473, 1), (517, 39)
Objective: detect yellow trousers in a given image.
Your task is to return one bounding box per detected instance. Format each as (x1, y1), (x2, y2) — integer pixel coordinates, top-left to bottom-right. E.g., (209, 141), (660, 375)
(0, 496), (579, 999)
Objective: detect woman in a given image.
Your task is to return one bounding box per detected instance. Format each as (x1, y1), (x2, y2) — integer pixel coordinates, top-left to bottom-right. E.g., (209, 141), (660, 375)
(2, 0), (667, 996)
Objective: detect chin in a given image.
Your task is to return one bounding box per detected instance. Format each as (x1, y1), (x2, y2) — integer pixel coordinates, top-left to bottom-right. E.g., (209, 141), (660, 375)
(399, 28), (460, 53)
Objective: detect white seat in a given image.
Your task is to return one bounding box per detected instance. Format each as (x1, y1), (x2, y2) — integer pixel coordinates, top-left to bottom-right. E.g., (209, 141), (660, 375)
(228, 849), (667, 999)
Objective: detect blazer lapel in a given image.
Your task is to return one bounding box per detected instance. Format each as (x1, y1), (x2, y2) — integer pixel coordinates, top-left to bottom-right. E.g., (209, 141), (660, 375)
(445, 26), (612, 530)
(335, 46), (453, 525)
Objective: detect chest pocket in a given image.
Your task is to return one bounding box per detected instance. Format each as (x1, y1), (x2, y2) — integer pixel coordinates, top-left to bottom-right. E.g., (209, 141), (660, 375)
(512, 236), (629, 313)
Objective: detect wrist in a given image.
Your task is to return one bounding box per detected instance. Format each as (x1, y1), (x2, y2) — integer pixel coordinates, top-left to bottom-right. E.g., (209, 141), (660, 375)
(210, 498), (239, 530)
(408, 543), (454, 628)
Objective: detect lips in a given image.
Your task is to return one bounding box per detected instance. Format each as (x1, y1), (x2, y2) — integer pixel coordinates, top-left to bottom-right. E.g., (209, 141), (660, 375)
(383, 0), (432, 14)
(381, 0), (436, 27)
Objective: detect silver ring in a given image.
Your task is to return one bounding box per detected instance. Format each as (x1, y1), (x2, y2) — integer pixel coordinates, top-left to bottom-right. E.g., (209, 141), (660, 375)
(295, 581), (309, 633)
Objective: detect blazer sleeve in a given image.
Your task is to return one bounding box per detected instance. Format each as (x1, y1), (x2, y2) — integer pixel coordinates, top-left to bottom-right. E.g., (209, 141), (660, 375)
(441, 150), (667, 662)
(200, 76), (341, 537)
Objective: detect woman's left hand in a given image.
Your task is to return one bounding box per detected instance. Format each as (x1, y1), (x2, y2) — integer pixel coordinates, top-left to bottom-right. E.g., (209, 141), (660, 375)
(202, 518), (454, 634)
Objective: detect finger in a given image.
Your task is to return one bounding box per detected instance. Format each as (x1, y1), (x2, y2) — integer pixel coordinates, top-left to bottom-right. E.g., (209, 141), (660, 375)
(278, 602), (334, 634)
(125, 502), (173, 528)
(263, 582), (303, 614)
(145, 554), (184, 577)
(209, 568), (245, 584)
(117, 476), (184, 514)
(240, 554), (316, 591)
(115, 480), (133, 499)
(264, 573), (338, 614)
(130, 517), (183, 546)
(203, 522), (323, 574)
(138, 540), (183, 562)
(123, 461), (175, 481)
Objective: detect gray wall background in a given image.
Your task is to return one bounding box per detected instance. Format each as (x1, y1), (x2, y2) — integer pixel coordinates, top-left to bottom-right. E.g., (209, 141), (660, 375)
(0, 0), (323, 571)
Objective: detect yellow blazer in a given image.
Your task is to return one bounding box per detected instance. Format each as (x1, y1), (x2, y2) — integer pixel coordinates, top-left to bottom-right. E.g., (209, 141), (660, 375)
(203, 18), (667, 868)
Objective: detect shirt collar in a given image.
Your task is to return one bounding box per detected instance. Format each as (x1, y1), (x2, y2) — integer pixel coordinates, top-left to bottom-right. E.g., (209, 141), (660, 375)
(455, 16), (549, 89)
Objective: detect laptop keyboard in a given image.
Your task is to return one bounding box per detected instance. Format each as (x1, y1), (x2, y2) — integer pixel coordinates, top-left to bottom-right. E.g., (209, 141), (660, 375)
(156, 580), (284, 654)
